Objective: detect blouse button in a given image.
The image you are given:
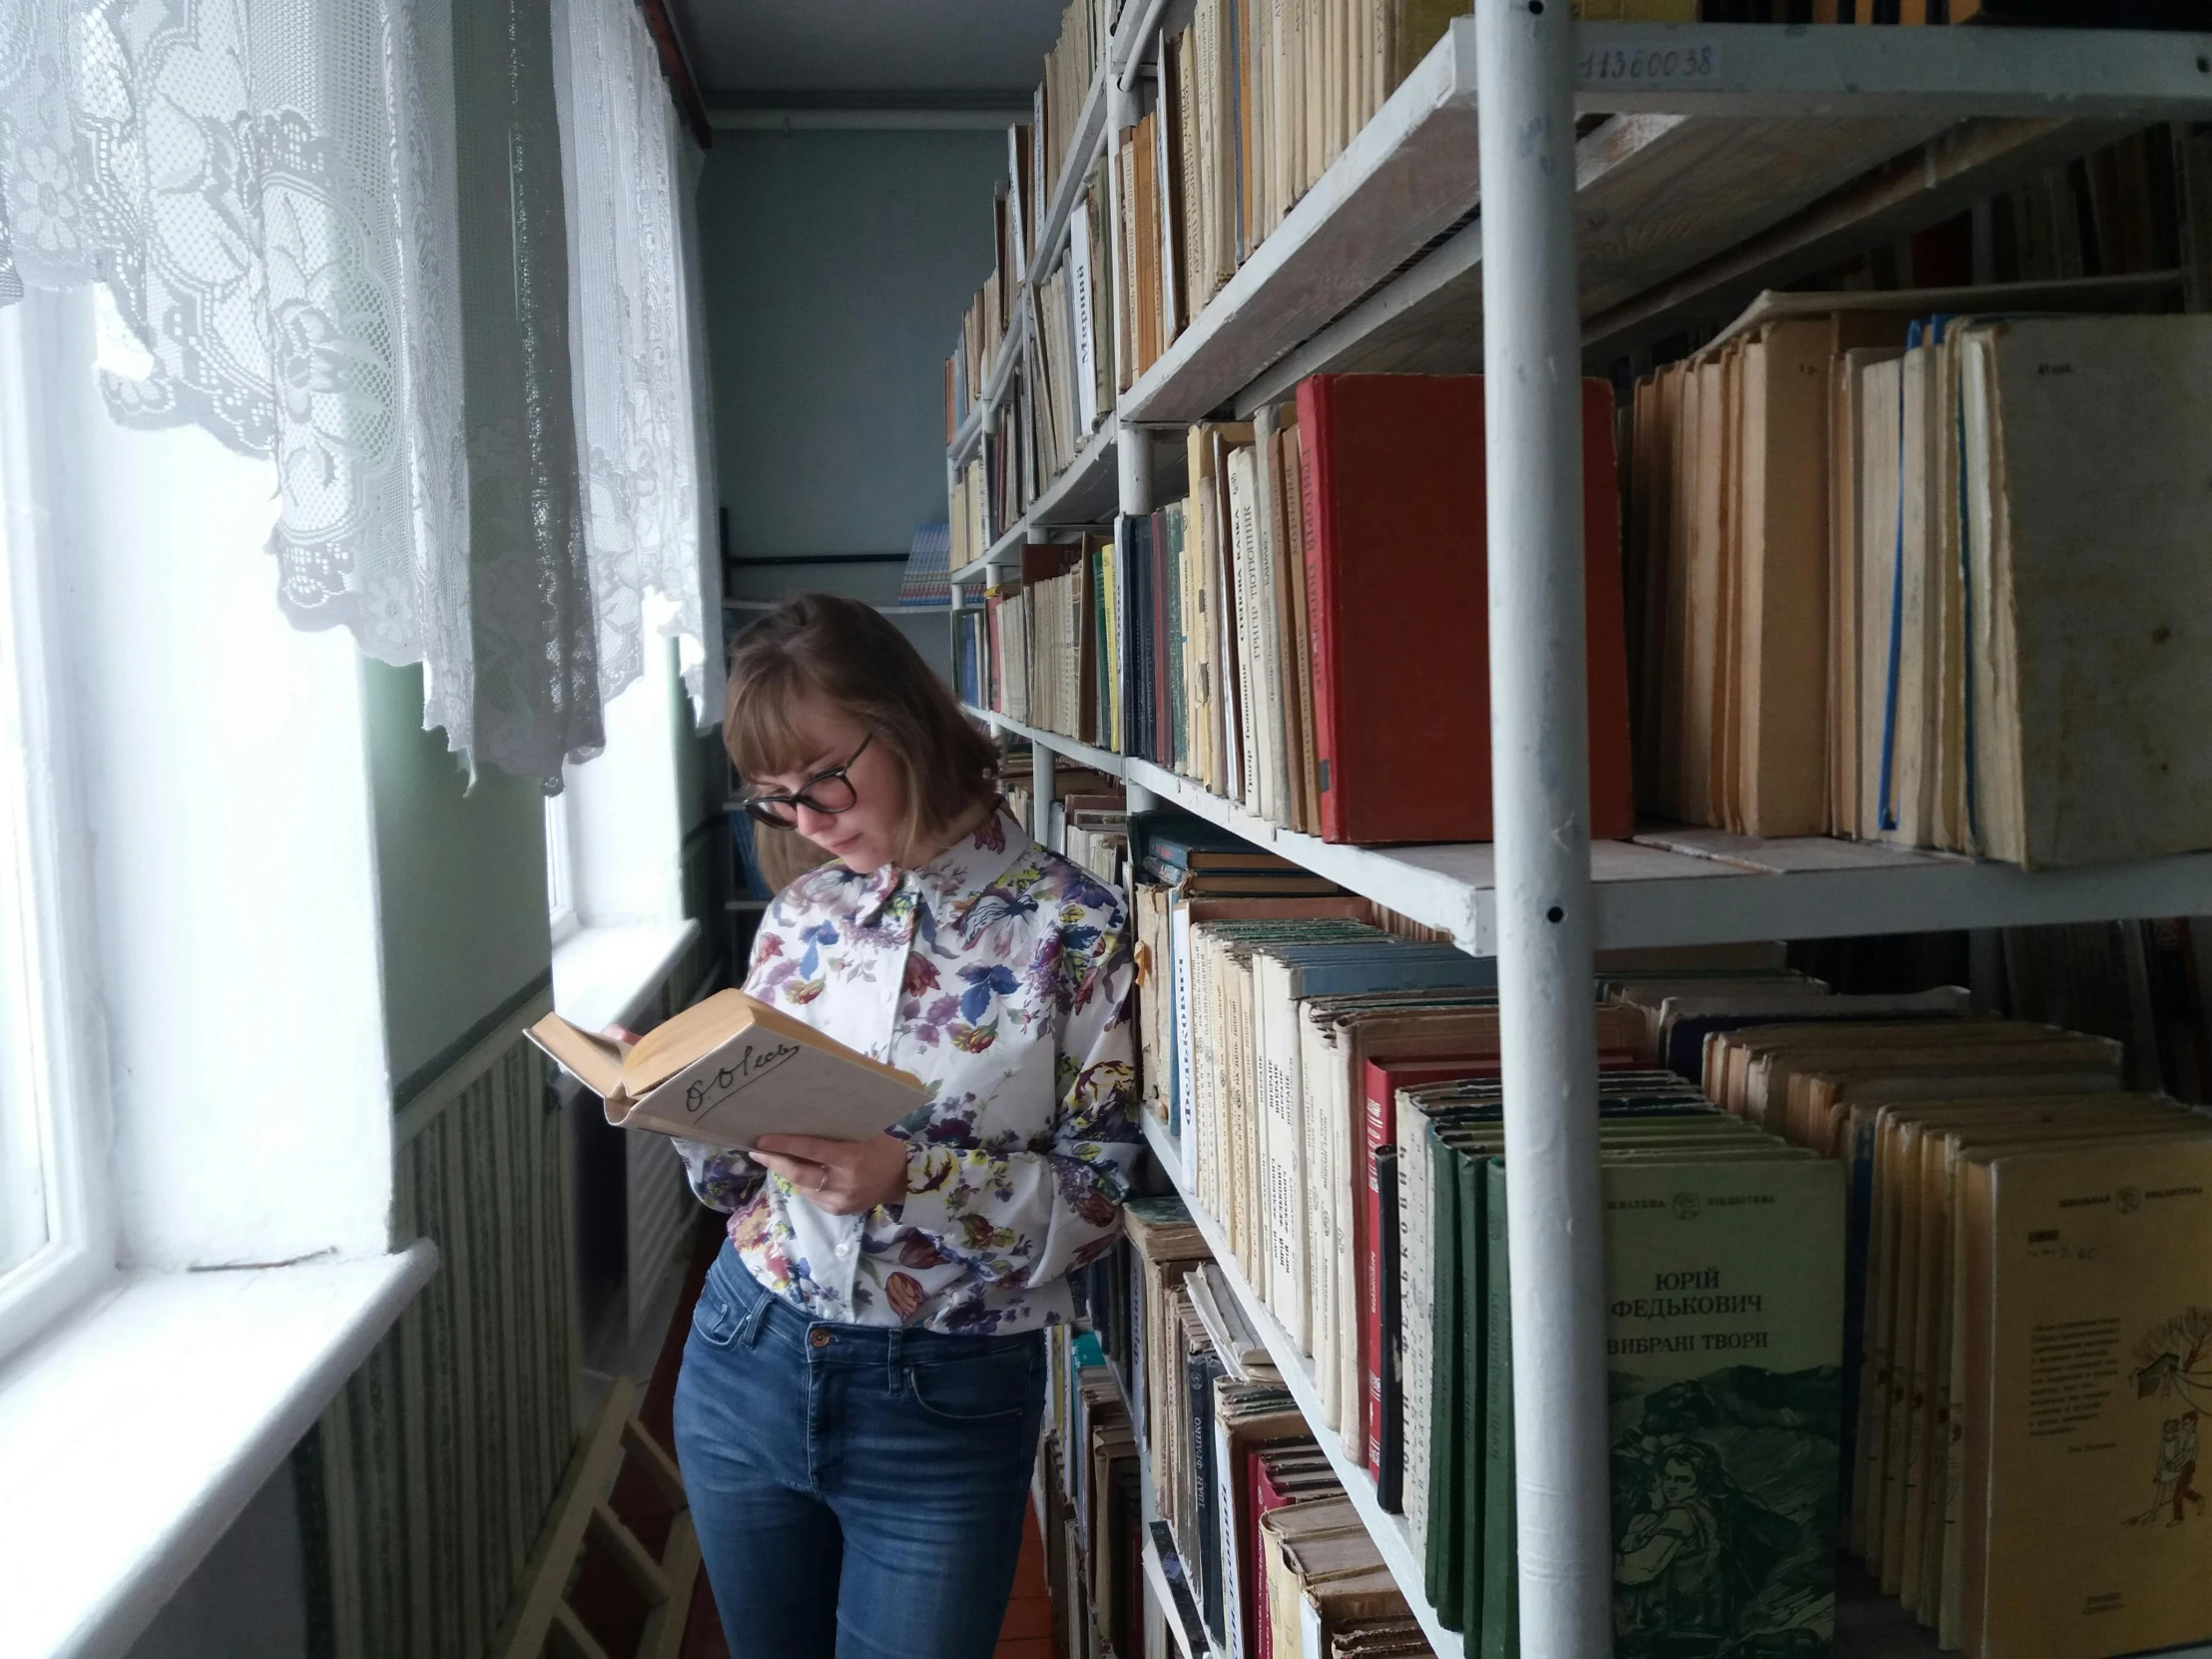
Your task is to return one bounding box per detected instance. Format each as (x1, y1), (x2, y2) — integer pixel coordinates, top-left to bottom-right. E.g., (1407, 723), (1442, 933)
(809, 1328), (832, 1349)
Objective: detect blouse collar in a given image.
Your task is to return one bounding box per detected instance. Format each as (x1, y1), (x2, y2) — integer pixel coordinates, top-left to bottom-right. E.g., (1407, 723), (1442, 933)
(852, 802), (1032, 930)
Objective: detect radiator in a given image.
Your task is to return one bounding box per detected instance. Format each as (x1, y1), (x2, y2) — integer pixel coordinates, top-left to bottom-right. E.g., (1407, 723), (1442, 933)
(300, 998), (579, 1659)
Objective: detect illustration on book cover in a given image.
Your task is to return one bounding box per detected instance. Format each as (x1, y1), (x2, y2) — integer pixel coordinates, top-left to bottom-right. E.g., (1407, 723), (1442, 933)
(2127, 1306), (2212, 1529)
(1609, 1367), (1841, 1659)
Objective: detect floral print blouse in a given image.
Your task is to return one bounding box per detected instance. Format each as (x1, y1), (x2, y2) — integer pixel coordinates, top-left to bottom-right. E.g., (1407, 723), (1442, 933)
(675, 806), (1140, 1334)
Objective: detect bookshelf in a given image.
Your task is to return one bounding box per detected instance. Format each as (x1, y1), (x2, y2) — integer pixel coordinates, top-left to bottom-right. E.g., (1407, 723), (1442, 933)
(968, 703), (2212, 958)
(1132, 1110), (1466, 1659)
(946, 14), (2212, 1659)
(1121, 24), (2212, 422)
(1086, 1317), (1223, 1659)
(949, 305), (1025, 470)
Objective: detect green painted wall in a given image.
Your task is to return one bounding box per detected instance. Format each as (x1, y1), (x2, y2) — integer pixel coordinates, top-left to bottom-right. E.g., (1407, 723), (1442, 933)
(697, 129), (1006, 681)
(700, 128), (1005, 559)
(361, 660), (551, 1093)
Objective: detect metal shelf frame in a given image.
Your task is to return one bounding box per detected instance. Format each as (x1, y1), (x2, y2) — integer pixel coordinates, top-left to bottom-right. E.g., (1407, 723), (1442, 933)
(948, 19), (2212, 1658)
(967, 706), (2212, 958)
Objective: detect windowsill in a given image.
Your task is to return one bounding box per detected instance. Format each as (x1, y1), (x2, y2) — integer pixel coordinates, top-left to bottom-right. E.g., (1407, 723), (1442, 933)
(0, 1244), (436, 1659)
(551, 916), (703, 1036)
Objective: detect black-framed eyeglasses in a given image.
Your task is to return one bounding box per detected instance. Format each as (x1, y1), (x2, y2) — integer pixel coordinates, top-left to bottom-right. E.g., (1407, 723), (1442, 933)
(742, 734), (873, 828)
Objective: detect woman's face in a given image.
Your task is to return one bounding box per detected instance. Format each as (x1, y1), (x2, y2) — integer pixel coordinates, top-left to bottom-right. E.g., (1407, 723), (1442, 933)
(752, 693), (910, 873)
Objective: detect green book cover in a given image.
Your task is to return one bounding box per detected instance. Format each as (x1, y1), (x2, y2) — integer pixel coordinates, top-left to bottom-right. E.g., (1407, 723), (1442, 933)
(1605, 1155), (1845, 1657)
(1473, 1148), (1845, 1659)
(1425, 1122), (1465, 1629)
(1458, 1139), (1488, 1640)
(1482, 1156), (1516, 1659)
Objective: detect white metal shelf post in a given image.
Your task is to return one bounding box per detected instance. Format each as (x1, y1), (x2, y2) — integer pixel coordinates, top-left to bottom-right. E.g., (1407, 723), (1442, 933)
(1119, 426), (1160, 815)
(1110, 60), (1161, 819)
(1033, 738), (1057, 845)
(1477, 5), (1611, 1659)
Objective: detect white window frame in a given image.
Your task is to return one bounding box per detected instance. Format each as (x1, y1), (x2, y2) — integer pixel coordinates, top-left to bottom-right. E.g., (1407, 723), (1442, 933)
(0, 300), (117, 1366)
(546, 790), (581, 948)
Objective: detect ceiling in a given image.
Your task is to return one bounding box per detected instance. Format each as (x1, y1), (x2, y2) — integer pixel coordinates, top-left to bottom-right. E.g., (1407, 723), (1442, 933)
(663, 0), (1071, 107)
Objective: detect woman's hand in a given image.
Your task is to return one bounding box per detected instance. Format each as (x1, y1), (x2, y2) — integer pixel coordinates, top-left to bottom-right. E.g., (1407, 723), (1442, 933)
(753, 1132), (910, 1217)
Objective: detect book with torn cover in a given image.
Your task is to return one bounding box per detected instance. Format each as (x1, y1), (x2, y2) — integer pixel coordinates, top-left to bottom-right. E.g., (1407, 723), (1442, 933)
(528, 987), (927, 1152)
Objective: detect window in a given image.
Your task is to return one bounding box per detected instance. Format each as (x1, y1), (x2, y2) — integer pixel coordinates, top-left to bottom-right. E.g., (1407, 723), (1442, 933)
(548, 640), (689, 947)
(0, 292), (112, 1361)
(546, 793), (580, 948)
(0, 620), (45, 1283)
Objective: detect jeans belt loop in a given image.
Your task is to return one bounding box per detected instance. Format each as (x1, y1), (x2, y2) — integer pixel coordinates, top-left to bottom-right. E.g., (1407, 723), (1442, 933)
(738, 1277), (772, 1349)
(884, 1326), (903, 1392)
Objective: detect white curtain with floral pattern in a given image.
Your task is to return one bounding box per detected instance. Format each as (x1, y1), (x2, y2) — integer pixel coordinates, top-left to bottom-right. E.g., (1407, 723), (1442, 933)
(0, 0), (620, 781)
(552, 0), (720, 723)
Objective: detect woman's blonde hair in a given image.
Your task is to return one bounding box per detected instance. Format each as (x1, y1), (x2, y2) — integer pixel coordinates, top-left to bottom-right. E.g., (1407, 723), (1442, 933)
(724, 594), (1000, 884)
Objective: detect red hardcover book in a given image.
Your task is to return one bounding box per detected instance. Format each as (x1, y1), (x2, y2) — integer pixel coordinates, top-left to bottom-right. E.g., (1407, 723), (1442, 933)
(1294, 374), (1635, 844)
(1019, 540), (1074, 585)
(1228, 1430), (1302, 1659)
(1358, 1044), (1651, 1485)
(1360, 1054), (1501, 1483)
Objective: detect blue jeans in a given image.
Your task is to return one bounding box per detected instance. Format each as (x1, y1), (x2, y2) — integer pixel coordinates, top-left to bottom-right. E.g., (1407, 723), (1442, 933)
(672, 1241), (1046, 1659)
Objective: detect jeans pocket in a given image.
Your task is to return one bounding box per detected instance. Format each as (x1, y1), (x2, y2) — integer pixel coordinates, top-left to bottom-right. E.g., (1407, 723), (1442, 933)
(691, 1269), (744, 1349)
(904, 1347), (1038, 1424)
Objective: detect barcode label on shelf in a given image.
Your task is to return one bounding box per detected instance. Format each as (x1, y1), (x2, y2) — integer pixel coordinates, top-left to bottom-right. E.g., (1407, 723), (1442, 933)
(1577, 41), (1721, 89)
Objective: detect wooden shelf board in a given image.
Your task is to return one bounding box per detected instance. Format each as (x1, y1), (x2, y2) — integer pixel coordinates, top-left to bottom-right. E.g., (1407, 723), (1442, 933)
(947, 307), (1028, 468)
(968, 708), (2212, 954)
(947, 421), (1120, 588)
(1119, 26), (1485, 426)
(948, 404), (982, 465)
(1030, 415), (1120, 528)
(1036, 65), (1112, 286)
(1119, 20), (2212, 419)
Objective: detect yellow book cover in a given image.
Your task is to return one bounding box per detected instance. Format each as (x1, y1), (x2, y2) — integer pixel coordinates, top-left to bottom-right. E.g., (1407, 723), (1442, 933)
(1970, 1134), (2212, 1659)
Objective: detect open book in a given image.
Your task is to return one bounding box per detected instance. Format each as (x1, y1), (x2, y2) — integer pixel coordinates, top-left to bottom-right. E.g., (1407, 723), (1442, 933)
(527, 988), (928, 1153)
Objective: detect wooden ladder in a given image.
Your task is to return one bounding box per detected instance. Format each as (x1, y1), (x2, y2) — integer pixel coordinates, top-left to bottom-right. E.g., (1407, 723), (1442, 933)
(495, 1377), (704, 1659)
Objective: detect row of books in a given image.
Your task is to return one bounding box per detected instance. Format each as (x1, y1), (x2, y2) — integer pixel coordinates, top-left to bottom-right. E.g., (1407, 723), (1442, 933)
(957, 0), (2124, 434)
(944, 239), (1113, 576)
(1040, 1323), (1145, 1659)
(2002, 916), (2212, 1102)
(947, 452), (991, 574)
(1000, 535), (1104, 737)
(963, 21), (2188, 443)
(1120, 825), (2212, 1657)
(946, 256), (1012, 441)
(967, 372), (1637, 847)
(1120, 1), (1701, 379)
(1627, 301), (2212, 869)
(994, 744), (1122, 874)
(948, 383), (1057, 572)
(1030, 153), (1115, 486)
(1703, 1016), (2212, 1659)
(1086, 1200), (1443, 1658)
(1972, 129), (2181, 287)
(942, 0), (1117, 444)
(1122, 864), (1863, 1652)
(1040, 0), (1118, 240)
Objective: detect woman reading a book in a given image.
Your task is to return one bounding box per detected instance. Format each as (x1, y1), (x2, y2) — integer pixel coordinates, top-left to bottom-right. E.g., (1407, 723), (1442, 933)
(672, 594), (1139, 1659)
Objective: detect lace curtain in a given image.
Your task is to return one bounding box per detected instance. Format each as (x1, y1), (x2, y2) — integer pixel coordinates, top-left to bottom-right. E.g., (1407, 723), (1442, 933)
(552, 0), (720, 723)
(0, 0), (626, 781)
